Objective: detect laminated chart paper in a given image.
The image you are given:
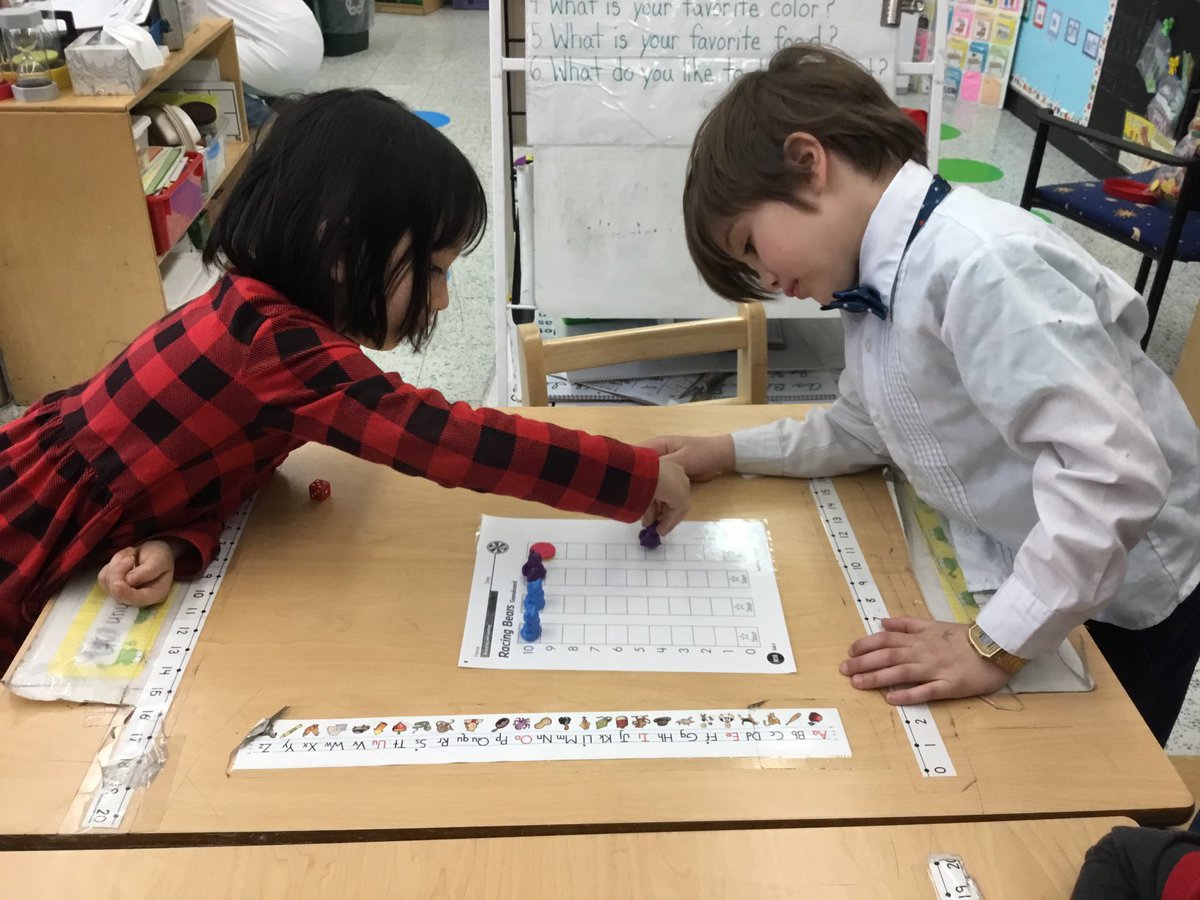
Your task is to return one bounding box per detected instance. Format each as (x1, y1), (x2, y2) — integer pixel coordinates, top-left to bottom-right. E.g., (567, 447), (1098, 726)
(459, 517), (795, 674)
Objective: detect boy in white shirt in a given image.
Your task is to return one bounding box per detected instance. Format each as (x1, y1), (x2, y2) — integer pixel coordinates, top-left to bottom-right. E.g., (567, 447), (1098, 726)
(649, 45), (1200, 745)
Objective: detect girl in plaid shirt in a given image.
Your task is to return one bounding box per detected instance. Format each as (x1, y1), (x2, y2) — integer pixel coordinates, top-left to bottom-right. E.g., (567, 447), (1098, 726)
(0, 89), (689, 670)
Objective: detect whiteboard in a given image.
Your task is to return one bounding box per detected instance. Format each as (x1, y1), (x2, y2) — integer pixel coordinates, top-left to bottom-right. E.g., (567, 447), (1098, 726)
(530, 145), (827, 319)
(524, 0), (910, 318)
(524, 0), (897, 146)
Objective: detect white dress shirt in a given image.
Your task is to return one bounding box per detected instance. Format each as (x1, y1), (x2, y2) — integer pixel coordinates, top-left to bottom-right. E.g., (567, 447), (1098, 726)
(733, 161), (1200, 658)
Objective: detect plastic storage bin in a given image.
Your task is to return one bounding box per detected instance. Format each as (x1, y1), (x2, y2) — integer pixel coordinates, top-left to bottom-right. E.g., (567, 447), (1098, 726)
(146, 151), (205, 254)
(199, 115), (228, 195)
(131, 115), (151, 171)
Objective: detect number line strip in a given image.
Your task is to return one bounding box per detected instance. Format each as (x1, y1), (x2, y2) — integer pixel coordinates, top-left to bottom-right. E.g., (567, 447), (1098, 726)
(809, 479), (955, 778)
(80, 499), (255, 830)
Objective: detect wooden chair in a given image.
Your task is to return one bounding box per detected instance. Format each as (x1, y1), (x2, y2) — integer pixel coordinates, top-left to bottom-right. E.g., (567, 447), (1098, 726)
(517, 304), (767, 407)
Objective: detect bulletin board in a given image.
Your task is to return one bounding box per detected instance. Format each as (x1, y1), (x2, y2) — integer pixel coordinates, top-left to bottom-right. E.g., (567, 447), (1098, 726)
(1009, 0), (1118, 124)
(944, 0), (1024, 107)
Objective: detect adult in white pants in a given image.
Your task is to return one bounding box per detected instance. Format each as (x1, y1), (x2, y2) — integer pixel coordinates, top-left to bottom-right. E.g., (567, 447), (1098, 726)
(206, 0), (323, 98)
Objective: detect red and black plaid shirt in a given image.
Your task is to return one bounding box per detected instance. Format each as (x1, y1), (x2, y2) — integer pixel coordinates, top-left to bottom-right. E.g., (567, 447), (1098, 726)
(0, 274), (658, 663)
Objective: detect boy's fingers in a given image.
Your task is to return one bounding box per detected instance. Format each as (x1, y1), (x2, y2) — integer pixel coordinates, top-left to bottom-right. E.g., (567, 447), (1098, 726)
(885, 682), (945, 706)
(640, 437), (677, 455)
(848, 663), (922, 691)
(661, 450), (714, 482)
(880, 617), (930, 634)
(847, 630), (909, 657)
(840, 646), (908, 676)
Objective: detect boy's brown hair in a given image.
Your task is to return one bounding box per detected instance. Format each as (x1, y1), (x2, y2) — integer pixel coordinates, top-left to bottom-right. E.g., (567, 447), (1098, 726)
(684, 45), (927, 301)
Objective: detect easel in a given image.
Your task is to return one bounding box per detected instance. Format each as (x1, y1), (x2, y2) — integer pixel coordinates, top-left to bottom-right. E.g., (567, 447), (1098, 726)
(486, 0), (948, 405)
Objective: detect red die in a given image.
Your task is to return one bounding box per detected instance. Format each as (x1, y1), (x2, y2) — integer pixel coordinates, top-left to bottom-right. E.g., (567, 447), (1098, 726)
(308, 479), (332, 501)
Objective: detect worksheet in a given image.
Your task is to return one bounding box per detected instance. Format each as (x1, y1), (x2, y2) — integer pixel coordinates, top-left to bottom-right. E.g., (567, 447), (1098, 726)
(458, 517), (795, 674)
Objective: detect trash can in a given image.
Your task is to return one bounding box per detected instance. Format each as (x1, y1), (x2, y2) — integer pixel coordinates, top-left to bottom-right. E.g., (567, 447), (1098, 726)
(303, 0), (371, 58)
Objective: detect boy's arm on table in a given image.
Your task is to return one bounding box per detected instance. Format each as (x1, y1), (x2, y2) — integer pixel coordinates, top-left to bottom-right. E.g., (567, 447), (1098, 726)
(644, 371), (890, 481)
(732, 370), (892, 477)
(245, 319), (661, 525)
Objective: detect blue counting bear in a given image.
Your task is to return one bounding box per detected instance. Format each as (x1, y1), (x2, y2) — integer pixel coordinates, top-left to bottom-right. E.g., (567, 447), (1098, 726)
(520, 606), (542, 642)
(524, 578), (545, 612)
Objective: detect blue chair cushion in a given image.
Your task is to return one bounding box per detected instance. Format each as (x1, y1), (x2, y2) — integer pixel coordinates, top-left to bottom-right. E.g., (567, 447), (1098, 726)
(1033, 171), (1200, 261)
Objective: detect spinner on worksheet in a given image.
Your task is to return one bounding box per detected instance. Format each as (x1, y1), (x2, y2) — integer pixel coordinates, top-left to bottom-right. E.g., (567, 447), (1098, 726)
(459, 516), (795, 674)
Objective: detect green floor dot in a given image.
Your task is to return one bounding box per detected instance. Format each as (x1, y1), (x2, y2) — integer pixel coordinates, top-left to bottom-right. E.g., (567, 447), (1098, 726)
(939, 158), (1004, 184)
(940, 124), (961, 141)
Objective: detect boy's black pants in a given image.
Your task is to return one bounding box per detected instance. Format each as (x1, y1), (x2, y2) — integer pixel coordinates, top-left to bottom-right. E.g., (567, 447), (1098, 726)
(1087, 578), (1200, 747)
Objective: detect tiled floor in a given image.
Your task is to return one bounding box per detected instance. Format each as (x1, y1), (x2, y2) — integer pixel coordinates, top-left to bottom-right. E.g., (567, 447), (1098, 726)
(3, 11), (1200, 748)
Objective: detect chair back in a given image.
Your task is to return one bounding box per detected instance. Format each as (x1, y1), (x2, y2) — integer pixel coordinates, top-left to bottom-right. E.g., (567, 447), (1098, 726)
(518, 304), (768, 407)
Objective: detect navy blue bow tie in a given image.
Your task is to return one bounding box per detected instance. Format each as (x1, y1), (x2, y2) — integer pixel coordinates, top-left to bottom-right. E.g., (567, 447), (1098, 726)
(821, 284), (888, 320)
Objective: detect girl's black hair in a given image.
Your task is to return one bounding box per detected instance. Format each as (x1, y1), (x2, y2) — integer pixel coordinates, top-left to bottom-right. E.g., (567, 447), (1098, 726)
(204, 88), (487, 350)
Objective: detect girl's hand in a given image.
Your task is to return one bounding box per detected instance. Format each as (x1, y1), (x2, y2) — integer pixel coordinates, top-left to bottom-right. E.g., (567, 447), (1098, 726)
(98, 540), (180, 608)
(641, 434), (735, 482)
(839, 617), (1013, 705)
(644, 459), (691, 535)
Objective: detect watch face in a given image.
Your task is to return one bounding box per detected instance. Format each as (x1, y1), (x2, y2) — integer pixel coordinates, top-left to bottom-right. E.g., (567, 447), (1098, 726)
(972, 625), (999, 655)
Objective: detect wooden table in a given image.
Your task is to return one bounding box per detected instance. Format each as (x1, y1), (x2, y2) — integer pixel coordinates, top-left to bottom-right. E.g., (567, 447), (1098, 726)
(0, 407), (1190, 846)
(3, 816), (1130, 898)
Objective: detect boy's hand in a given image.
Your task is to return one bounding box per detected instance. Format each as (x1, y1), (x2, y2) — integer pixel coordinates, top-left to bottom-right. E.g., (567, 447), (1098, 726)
(642, 434), (735, 482)
(98, 540), (179, 608)
(839, 617), (1013, 705)
(644, 459), (691, 535)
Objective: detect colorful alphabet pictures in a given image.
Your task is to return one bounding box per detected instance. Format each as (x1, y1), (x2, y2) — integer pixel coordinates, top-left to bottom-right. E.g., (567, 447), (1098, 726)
(946, 0), (1024, 107)
(231, 707), (851, 769)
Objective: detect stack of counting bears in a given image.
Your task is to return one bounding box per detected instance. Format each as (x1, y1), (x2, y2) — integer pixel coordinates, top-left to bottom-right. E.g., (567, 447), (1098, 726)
(520, 545), (553, 642)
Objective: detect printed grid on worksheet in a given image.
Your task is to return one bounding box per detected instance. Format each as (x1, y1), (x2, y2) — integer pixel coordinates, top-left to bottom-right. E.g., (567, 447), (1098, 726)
(536, 540), (758, 648)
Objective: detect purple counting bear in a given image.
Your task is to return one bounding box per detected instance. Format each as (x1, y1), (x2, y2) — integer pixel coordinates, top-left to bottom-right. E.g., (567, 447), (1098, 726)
(521, 550), (547, 582)
(639, 522), (662, 550)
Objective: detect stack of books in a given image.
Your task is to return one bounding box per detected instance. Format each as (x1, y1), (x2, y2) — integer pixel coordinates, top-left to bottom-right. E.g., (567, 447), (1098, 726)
(142, 147), (187, 195)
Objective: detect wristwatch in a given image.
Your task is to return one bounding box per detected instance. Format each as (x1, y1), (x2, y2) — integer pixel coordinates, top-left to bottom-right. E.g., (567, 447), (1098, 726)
(967, 623), (1029, 675)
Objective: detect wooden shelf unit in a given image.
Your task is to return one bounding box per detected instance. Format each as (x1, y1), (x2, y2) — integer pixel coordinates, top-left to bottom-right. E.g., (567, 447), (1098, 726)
(0, 18), (251, 404)
(376, 0), (444, 16)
